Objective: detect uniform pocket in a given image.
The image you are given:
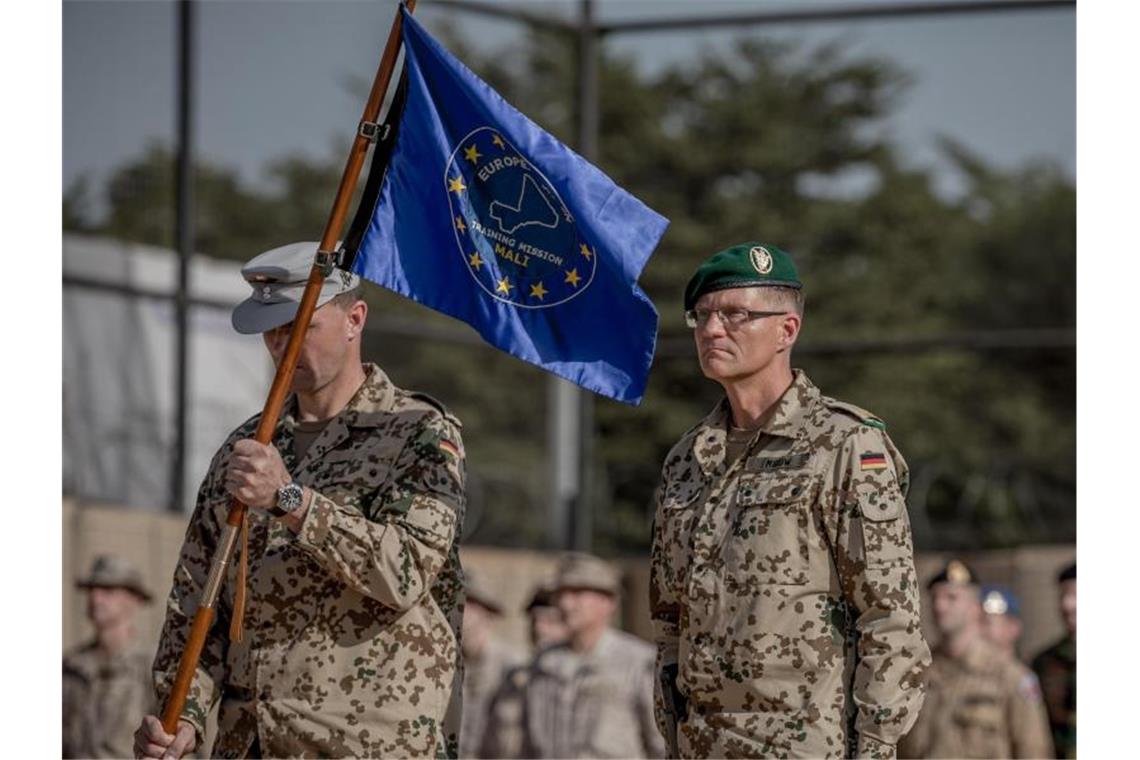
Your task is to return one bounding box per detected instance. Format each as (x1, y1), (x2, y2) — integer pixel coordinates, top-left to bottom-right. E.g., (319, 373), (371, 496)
(725, 474), (815, 586)
(858, 484), (912, 568)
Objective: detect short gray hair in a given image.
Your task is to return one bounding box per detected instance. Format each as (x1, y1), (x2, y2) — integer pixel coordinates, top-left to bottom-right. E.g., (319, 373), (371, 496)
(760, 285), (805, 316)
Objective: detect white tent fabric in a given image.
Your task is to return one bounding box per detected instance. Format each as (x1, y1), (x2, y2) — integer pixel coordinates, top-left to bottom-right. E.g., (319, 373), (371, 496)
(63, 234), (273, 511)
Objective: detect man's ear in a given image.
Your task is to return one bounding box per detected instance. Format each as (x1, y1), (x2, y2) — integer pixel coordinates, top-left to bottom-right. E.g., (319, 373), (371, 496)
(347, 299), (368, 340)
(778, 311), (802, 351)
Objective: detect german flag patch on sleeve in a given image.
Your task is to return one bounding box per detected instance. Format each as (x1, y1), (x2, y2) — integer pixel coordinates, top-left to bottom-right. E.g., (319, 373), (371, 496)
(860, 452), (888, 471)
(439, 438), (461, 460)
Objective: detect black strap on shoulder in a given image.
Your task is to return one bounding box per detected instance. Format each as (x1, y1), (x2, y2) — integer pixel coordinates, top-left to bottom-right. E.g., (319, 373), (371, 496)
(341, 69), (411, 270)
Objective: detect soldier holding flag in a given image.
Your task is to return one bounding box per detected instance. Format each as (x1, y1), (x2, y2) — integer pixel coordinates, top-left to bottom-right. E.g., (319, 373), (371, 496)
(134, 243), (467, 758)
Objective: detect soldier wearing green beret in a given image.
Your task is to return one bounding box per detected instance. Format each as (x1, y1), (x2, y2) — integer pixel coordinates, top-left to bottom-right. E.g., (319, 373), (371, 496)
(649, 243), (931, 758)
(135, 242), (467, 759)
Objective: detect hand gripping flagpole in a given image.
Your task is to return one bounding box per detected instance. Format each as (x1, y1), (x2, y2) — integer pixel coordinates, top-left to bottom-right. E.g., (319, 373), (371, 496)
(160, 0), (417, 735)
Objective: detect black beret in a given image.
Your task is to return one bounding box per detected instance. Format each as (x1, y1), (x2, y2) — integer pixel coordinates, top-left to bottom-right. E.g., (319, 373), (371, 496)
(927, 559), (980, 589)
(1058, 562), (1076, 584)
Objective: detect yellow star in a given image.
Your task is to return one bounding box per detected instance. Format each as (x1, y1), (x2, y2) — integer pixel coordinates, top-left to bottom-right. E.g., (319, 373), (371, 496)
(579, 243), (593, 260)
(491, 133), (505, 149)
(564, 269), (581, 288)
(464, 144), (482, 164)
(496, 277), (513, 295)
(455, 216), (466, 233)
(448, 176), (467, 194)
(469, 252), (483, 270)
(529, 281), (548, 300)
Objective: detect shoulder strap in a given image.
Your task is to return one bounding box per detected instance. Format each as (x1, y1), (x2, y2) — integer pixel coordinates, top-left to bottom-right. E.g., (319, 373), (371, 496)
(822, 397), (887, 430)
(407, 390), (462, 428)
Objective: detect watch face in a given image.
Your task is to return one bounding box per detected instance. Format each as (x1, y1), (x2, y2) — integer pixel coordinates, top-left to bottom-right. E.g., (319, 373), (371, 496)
(277, 482), (303, 514)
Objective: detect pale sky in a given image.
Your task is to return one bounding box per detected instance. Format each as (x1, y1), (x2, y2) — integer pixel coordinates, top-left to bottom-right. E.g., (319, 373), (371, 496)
(63, 0), (1075, 218)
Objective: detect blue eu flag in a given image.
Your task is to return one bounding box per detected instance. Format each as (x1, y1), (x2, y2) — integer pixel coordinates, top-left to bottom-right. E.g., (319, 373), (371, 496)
(346, 7), (668, 405)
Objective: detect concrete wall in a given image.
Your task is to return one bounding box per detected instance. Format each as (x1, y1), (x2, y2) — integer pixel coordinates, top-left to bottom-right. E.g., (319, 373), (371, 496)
(64, 500), (1074, 668)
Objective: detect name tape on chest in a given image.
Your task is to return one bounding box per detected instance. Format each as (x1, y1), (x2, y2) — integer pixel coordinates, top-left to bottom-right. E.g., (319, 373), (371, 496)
(746, 452), (810, 472)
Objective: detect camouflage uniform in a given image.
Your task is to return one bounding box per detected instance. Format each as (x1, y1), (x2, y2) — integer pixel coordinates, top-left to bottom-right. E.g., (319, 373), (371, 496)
(459, 637), (524, 757)
(153, 364), (467, 758)
(63, 641), (157, 758)
(1032, 636), (1075, 759)
(899, 637), (1053, 758)
(517, 628), (665, 758)
(650, 370), (930, 758)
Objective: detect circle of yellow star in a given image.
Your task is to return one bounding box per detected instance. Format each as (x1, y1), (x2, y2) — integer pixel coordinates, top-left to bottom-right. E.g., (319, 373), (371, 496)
(448, 176), (467, 194)
(564, 269), (581, 288)
(579, 243), (593, 260)
(496, 277), (513, 295)
(464, 144), (482, 164)
(529, 282), (548, 300)
(491, 133), (506, 149)
(468, 252), (484, 270)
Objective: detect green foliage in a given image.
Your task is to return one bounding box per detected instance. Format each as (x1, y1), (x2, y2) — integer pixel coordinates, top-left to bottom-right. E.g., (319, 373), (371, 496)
(64, 28), (1074, 554)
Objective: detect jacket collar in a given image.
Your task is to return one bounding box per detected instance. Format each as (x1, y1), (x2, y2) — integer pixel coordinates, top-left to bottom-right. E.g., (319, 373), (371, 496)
(691, 369), (819, 475)
(279, 363), (396, 474)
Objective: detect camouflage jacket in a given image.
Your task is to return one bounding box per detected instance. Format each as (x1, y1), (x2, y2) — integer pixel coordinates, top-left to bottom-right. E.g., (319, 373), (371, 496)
(63, 640), (157, 758)
(650, 370), (930, 759)
(153, 364), (467, 758)
(1032, 635), (1075, 759)
(899, 637), (1053, 759)
(519, 629), (666, 759)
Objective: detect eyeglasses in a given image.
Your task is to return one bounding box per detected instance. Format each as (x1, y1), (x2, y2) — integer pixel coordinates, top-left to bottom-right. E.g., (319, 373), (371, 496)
(684, 308), (787, 329)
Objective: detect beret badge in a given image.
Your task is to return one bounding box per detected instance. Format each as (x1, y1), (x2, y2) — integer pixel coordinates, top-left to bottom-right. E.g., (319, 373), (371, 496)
(749, 245), (773, 275)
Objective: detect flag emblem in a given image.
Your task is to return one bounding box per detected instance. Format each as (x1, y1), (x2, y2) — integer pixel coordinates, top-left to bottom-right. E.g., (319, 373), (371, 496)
(439, 438), (461, 459)
(344, 8), (668, 404)
(447, 127), (596, 308)
(860, 453), (888, 471)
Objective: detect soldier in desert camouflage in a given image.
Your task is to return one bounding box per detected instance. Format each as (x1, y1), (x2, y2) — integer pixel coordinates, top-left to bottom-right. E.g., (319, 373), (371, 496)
(650, 242), (930, 758)
(63, 555), (158, 759)
(505, 553), (664, 759)
(134, 242), (467, 759)
(899, 561), (1052, 758)
(478, 581), (569, 759)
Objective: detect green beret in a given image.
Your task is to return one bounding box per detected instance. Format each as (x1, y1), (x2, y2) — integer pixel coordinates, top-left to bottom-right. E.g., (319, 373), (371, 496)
(684, 242), (802, 311)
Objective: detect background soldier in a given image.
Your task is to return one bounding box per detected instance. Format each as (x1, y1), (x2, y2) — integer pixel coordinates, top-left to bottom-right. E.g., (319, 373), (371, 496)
(980, 585), (1025, 659)
(900, 561), (1052, 758)
(459, 573), (523, 758)
(1032, 562), (1076, 759)
(516, 552), (664, 758)
(650, 242), (930, 758)
(525, 582), (569, 651)
(478, 582), (568, 759)
(63, 555), (157, 759)
(133, 242), (467, 758)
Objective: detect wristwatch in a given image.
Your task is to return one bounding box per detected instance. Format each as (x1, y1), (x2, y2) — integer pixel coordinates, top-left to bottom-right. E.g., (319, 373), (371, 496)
(270, 481), (305, 518)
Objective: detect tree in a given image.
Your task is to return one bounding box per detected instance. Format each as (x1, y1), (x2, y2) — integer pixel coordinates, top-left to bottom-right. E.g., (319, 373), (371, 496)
(64, 27), (1074, 553)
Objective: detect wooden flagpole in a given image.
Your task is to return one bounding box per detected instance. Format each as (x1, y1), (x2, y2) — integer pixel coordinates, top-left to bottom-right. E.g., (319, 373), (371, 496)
(160, 0), (417, 734)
